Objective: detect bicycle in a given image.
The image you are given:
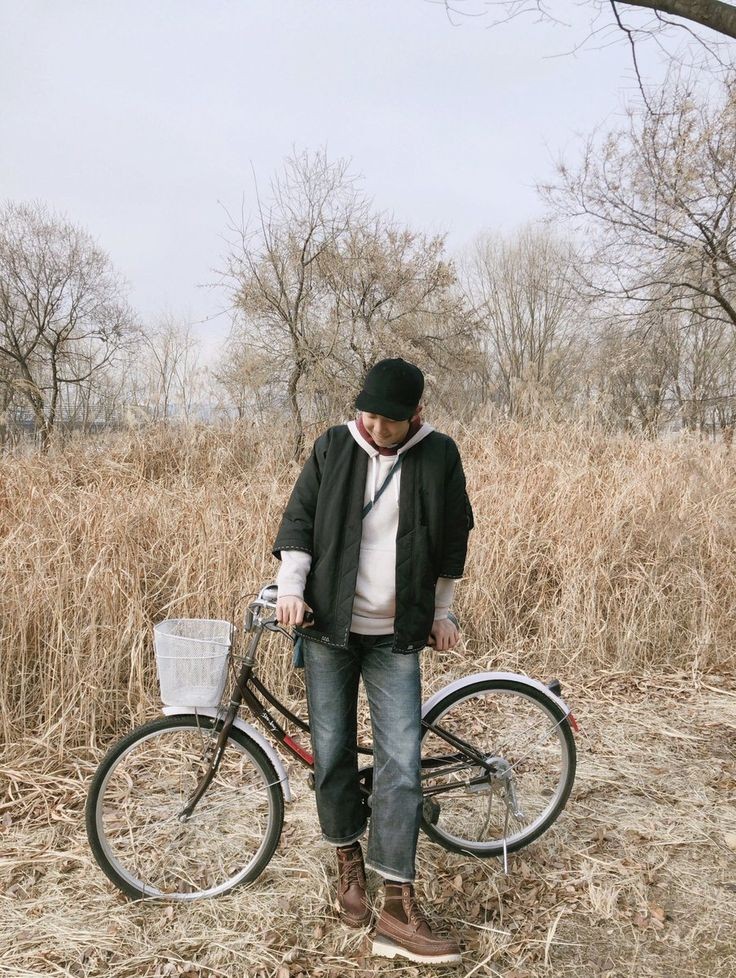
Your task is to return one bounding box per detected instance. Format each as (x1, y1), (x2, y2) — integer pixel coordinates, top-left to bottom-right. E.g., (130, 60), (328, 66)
(86, 584), (579, 901)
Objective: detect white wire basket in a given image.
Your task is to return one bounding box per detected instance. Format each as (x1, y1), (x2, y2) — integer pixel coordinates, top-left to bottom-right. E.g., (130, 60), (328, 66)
(153, 618), (232, 707)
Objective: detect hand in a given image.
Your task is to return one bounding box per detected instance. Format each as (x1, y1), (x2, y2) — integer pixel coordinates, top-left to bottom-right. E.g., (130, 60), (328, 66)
(428, 617), (460, 652)
(276, 595), (313, 627)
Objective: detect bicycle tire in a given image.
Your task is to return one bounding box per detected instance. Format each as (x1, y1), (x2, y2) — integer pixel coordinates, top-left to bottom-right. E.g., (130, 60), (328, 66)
(420, 678), (576, 857)
(86, 714), (285, 900)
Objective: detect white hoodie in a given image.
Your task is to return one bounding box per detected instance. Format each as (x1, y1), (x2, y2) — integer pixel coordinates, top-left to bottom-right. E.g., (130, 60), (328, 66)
(276, 419), (456, 634)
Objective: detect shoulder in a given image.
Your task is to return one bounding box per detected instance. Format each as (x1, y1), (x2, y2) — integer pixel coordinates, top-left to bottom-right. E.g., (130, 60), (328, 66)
(312, 423), (352, 457)
(421, 429), (462, 463)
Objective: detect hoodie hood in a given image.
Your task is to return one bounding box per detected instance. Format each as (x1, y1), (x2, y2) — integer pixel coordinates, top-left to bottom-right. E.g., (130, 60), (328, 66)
(347, 418), (435, 506)
(347, 418), (434, 458)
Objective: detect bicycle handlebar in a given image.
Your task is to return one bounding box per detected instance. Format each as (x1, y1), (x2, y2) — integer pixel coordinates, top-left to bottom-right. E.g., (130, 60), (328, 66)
(245, 584), (314, 636)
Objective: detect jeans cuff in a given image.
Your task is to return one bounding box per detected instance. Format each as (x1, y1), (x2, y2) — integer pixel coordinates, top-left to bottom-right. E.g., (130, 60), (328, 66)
(364, 858), (415, 883)
(322, 824), (368, 847)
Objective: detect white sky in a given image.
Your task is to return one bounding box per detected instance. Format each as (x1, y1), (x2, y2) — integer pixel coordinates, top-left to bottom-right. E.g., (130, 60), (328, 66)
(1, 1), (677, 362)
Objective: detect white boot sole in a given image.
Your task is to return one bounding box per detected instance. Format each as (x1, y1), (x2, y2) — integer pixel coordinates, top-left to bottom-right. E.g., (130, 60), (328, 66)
(371, 936), (462, 965)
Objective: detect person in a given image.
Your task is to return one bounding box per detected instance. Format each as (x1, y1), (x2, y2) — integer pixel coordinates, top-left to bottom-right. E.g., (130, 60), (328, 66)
(272, 357), (474, 966)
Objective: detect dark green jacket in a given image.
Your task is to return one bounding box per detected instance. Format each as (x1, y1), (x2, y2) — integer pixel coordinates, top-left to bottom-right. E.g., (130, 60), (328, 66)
(272, 424), (473, 653)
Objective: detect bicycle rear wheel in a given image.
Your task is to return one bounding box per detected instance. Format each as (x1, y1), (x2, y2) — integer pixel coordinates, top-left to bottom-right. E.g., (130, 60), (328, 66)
(420, 678), (576, 856)
(86, 714), (284, 900)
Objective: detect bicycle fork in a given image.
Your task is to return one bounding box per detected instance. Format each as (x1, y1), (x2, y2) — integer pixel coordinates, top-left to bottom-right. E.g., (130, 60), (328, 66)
(177, 629), (262, 822)
(176, 702), (240, 822)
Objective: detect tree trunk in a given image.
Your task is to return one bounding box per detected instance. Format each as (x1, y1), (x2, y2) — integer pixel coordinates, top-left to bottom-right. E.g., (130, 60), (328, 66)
(287, 361), (304, 459)
(620, 1), (736, 40)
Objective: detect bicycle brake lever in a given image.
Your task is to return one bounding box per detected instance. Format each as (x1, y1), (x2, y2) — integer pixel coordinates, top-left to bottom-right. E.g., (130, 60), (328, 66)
(263, 620), (293, 639)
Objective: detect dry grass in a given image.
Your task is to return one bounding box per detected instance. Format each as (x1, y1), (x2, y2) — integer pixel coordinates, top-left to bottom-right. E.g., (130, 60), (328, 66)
(1, 420), (736, 975)
(1, 419), (736, 750)
(1, 673), (734, 977)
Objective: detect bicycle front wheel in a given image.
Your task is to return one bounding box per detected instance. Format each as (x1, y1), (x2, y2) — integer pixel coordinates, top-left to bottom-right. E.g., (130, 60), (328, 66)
(420, 679), (576, 857)
(86, 715), (284, 900)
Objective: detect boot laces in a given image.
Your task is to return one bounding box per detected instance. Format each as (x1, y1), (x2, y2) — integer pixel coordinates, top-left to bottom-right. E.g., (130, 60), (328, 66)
(339, 850), (364, 888)
(404, 887), (429, 931)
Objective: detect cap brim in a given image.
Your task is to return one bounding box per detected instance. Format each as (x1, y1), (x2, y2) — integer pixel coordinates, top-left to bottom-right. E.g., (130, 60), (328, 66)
(355, 391), (414, 421)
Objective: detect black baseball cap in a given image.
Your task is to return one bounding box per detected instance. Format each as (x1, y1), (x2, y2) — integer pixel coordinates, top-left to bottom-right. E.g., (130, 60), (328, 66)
(355, 357), (424, 421)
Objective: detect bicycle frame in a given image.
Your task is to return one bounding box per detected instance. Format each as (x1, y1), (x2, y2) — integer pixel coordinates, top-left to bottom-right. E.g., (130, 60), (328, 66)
(173, 586), (576, 823)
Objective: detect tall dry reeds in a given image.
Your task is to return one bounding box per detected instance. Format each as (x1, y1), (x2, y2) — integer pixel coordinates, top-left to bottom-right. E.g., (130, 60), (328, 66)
(1, 419), (735, 753)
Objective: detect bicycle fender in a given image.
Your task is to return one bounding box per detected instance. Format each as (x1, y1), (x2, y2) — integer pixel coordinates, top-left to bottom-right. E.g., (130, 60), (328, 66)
(161, 706), (293, 802)
(421, 671), (573, 721)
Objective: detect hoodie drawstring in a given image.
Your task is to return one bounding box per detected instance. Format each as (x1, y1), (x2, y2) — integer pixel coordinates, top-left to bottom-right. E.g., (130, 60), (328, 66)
(370, 455), (379, 504)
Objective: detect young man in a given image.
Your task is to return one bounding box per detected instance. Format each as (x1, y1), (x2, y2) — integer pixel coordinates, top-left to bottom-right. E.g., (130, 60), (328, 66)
(272, 357), (473, 965)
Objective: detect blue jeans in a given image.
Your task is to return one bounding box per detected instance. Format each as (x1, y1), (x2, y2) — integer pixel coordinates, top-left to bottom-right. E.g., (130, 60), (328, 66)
(302, 633), (422, 882)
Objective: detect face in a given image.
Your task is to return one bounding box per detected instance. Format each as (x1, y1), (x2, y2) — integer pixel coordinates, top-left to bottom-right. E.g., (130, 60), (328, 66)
(361, 411), (412, 447)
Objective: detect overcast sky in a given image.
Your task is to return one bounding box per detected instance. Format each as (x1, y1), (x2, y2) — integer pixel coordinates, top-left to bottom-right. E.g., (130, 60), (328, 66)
(1, 1), (676, 362)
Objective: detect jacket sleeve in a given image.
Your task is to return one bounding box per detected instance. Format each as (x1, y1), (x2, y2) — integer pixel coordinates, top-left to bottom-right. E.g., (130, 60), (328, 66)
(438, 439), (474, 579)
(272, 436), (325, 559)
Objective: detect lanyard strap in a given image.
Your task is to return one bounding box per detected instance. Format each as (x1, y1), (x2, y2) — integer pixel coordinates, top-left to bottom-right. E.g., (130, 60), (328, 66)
(361, 455), (403, 519)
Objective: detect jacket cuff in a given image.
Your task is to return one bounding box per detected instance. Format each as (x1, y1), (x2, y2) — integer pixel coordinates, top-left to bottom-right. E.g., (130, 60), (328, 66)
(276, 550), (312, 599)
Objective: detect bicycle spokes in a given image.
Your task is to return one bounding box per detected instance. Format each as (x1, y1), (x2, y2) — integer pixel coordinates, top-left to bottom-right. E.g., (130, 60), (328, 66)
(420, 684), (574, 855)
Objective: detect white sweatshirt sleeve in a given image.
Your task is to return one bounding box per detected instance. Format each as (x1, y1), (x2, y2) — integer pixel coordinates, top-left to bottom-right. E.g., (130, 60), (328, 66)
(276, 550), (312, 599)
(434, 577), (456, 620)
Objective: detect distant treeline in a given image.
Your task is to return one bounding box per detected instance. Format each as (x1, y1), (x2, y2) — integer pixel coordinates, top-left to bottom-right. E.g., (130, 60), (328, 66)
(2, 72), (735, 451)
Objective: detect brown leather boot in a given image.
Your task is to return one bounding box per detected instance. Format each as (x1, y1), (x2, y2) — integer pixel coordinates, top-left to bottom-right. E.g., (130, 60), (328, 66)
(335, 843), (371, 927)
(372, 882), (462, 965)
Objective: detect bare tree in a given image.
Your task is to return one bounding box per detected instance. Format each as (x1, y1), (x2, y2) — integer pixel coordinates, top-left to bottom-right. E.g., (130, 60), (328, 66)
(319, 217), (473, 416)
(533, 68), (736, 435)
(540, 69), (736, 335)
(139, 314), (202, 422)
(462, 225), (589, 418)
(435, 2), (736, 44)
(621, 0), (736, 39)
(0, 201), (135, 449)
(586, 282), (736, 434)
(213, 340), (282, 421)
(0, 356), (19, 447)
(665, 295), (736, 430)
(593, 306), (677, 433)
(222, 150), (366, 456)
(222, 151), (480, 439)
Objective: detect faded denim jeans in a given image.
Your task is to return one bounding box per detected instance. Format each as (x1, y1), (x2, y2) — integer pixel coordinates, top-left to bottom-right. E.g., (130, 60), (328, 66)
(302, 633), (422, 882)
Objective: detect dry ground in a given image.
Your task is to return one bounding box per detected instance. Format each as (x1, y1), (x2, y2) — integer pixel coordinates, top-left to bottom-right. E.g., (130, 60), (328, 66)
(2, 670), (735, 978)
